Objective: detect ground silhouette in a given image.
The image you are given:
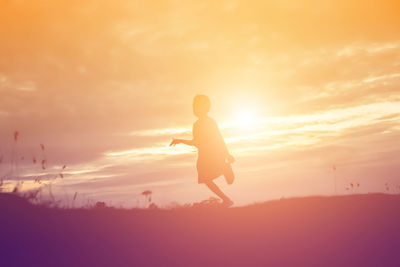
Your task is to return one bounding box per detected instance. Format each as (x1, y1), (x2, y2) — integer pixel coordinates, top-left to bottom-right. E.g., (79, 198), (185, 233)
(1, 193), (400, 266)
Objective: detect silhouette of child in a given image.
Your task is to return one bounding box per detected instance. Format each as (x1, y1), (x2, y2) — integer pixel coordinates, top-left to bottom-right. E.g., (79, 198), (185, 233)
(170, 95), (235, 206)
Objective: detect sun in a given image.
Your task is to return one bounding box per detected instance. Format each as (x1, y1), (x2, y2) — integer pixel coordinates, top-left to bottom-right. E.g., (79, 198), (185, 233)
(235, 108), (256, 127)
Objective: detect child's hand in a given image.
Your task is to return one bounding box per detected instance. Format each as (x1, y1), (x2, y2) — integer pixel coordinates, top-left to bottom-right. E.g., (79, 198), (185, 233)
(169, 138), (180, 146)
(227, 154), (235, 164)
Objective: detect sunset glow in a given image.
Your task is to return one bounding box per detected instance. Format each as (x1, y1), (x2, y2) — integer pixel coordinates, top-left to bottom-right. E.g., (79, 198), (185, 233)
(1, 0), (399, 207)
(233, 107), (257, 127)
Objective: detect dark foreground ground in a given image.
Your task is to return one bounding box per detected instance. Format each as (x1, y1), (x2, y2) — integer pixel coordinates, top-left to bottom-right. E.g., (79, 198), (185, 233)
(1, 193), (400, 267)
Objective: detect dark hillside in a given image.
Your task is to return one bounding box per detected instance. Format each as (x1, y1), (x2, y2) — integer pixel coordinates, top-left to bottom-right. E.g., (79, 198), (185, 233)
(1, 193), (400, 266)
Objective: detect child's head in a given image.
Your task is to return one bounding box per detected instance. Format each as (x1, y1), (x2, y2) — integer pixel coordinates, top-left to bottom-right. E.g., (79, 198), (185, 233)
(193, 94), (210, 118)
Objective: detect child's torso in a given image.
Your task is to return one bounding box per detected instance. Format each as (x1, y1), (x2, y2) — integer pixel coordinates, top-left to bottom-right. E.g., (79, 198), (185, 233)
(193, 117), (225, 161)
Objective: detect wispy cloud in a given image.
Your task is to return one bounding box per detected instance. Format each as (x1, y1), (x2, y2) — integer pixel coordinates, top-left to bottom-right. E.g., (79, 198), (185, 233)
(107, 101), (400, 161)
(1, 0), (399, 205)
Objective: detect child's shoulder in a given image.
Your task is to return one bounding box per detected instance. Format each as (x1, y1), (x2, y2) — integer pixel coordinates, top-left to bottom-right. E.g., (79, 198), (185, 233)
(193, 117), (218, 134)
(194, 116), (216, 126)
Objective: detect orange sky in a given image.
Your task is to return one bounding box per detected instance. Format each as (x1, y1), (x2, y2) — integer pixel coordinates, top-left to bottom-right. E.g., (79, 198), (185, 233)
(1, 0), (400, 207)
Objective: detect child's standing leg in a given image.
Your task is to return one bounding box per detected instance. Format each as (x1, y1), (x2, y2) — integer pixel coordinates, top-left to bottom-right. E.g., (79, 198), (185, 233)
(205, 181), (233, 206)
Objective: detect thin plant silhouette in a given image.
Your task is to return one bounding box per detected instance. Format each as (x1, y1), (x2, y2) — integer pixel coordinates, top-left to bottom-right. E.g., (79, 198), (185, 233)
(170, 95), (235, 207)
(0, 130), (68, 207)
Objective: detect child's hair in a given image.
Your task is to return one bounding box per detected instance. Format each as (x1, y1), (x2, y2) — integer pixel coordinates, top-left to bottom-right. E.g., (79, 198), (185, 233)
(193, 94), (210, 117)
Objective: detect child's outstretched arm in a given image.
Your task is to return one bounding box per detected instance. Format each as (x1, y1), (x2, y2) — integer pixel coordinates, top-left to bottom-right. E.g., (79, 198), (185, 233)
(170, 138), (195, 147)
(170, 123), (198, 147)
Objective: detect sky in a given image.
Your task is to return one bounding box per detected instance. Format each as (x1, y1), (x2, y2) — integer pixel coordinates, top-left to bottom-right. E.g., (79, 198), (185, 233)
(0, 0), (399, 207)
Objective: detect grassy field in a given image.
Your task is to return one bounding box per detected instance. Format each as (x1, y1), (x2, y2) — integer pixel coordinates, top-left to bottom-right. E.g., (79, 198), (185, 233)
(1, 193), (400, 266)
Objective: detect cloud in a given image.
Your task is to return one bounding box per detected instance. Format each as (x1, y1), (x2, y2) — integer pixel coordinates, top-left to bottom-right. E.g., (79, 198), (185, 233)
(1, 0), (399, 205)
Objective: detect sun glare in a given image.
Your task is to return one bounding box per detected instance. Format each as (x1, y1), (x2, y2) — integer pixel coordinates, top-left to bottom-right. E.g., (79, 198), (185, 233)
(235, 108), (256, 127)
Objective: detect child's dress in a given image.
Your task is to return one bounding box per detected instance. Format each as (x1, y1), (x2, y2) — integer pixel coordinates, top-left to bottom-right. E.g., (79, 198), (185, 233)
(193, 116), (233, 184)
